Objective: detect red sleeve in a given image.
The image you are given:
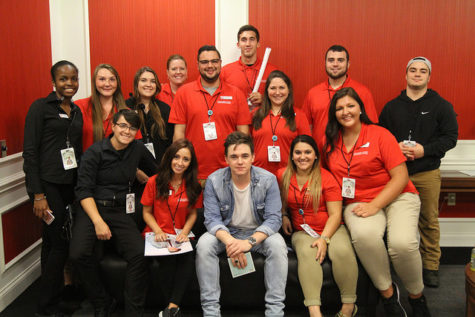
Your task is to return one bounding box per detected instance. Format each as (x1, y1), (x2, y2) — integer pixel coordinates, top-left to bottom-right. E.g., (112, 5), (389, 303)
(301, 92), (313, 126)
(295, 109), (311, 136)
(378, 127), (407, 171)
(236, 89), (252, 125)
(192, 191), (204, 209)
(141, 175), (157, 206)
(321, 168), (342, 203)
(169, 89), (187, 124)
(276, 167), (286, 185)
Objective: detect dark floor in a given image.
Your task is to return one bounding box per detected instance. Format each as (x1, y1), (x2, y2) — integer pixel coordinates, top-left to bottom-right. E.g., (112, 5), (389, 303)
(0, 248), (470, 316)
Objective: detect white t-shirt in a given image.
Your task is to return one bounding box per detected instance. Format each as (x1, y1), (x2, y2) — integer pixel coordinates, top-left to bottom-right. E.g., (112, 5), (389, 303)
(229, 182), (258, 229)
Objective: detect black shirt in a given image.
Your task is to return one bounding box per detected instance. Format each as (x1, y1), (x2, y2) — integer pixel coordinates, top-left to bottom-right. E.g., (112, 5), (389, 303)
(75, 136), (157, 202)
(126, 97), (174, 163)
(23, 92), (83, 194)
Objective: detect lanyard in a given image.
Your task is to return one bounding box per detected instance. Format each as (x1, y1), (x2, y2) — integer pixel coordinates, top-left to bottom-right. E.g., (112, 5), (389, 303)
(201, 91), (221, 121)
(242, 67), (258, 95)
(65, 111), (77, 148)
(339, 134), (360, 177)
(292, 184), (309, 224)
(167, 189), (184, 226)
(269, 112), (282, 144)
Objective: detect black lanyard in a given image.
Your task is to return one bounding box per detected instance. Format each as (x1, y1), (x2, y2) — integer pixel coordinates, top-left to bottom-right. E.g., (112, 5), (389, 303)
(242, 67), (258, 95)
(167, 189), (184, 227)
(65, 110), (77, 148)
(201, 91), (221, 120)
(292, 184), (309, 224)
(339, 134), (360, 177)
(269, 112), (282, 143)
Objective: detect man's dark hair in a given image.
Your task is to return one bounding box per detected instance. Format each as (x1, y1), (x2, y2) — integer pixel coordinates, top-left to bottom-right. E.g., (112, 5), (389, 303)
(197, 45), (221, 61)
(325, 45), (350, 61)
(237, 24), (260, 42)
(224, 131), (254, 156)
(113, 109), (141, 129)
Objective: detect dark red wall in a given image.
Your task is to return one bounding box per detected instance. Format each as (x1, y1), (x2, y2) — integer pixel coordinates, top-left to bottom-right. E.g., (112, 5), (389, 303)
(0, 1), (52, 154)
(250, 0), (475, 139)
(88, 0), (215, 99)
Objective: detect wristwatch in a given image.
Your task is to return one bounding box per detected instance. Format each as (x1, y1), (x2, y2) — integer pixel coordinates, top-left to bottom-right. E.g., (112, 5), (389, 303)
(321, 235), (331, 245)
(247, 236), (257, 247)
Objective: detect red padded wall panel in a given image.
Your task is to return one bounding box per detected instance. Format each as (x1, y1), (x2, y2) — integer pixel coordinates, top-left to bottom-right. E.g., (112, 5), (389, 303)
(88, 0), (215, 99)
(250, 0), (475, 139)
(0, 1), (52, 154)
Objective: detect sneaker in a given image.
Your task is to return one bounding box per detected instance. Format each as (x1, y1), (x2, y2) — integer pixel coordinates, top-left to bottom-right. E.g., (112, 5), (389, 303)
(159, 306), (182, 317)
(423, 269), (439, 288)
(382, 283), (407, 317)
(409, 294), (431, 317)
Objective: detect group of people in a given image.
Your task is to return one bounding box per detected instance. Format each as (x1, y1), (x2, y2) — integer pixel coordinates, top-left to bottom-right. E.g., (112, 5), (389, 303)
(23, 23), (458, 317)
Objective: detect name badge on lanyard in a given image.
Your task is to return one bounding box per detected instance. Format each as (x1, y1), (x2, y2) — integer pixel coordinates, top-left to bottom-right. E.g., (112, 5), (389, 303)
(267, 145), (281, 162)
(342, 177), (356, 199)
(203, 122), (217, 141)
(126, 193), (135, 214)
(300, 223), (320, 238)
(61, 148), (77, 170)
(145, 142), (156, 158)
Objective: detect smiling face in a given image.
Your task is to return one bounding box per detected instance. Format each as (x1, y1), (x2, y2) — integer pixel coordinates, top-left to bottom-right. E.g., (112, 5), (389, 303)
(325, 50), (350, 80)
(335, 95), (362, 130)
(167, 59), (188, 87)
(198, 50), (221, 84)
(406, 61), (430, 90)
(111, 115), (138, 149)
(95, 68), (118, 97)
(137, 71), (157, 99)
(292, 142), (317, 173)
(171, 147), (192, 178)
(53, 65), (79, 99)
(267, 77), (289, 108)
(237, 30), (259, 59)
(225, 143), (255, 178)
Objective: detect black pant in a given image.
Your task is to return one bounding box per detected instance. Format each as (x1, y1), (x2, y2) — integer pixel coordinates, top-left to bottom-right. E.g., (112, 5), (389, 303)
(69, 205), (148, 316)
(37, 181), (74, 313)
(152, 240), (196, 306)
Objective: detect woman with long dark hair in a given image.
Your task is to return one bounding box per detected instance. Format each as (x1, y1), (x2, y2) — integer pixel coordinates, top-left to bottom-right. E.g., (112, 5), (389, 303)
(324, 87), (431, 316)
(23, 60), (83, 316)
(278, 135), (357, 317)
(251, 70), (310, 176)
(126, 66), (174, 164)
(142, 139), (202, 317)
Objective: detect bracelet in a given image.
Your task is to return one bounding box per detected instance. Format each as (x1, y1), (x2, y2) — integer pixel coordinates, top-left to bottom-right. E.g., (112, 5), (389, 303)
(34, 196), (46, 201)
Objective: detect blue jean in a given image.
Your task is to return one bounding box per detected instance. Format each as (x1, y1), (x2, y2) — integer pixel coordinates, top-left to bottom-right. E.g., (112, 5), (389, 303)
(196, 230), (288, 316)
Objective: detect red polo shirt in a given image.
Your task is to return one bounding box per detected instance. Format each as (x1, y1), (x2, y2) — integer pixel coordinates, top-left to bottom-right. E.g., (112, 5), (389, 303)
(324, 124), (417, 205)
(277, 167), (342, 234)
(169, 77), (252, 179)
(158, 83), (174, 107)
(221, 57), (278, 97)
(302, 75), (378, 151)
(141, 175), (203, 235)
(76, 97), (142, 151)
(251, 108), (311, 176)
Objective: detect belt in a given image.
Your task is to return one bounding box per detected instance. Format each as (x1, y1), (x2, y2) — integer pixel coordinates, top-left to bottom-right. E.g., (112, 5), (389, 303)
(95, 199), (126, 207)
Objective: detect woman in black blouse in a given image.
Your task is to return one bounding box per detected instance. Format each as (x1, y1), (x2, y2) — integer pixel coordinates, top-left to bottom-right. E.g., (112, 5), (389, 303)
(23, 60), (83, 316)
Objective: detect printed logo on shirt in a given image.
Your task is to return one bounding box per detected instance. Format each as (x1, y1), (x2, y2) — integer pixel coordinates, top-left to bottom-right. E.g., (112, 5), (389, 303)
(59, 113), (69, 118)
(421, 111), (429, 115)
(354, 151), (368, 156)
(220, 96), (233, 100)
(360, 142), (370, 148)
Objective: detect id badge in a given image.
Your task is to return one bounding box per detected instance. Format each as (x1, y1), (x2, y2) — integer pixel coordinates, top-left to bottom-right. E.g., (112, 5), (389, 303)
(267, 146), (281, 162)
(145, 142), (156, 158)
(203, 122), (217, 141)
(126, 193), (135, 214)
(60, 148), (77, 170)
(342, 177), (356, 199)
(403, 140), (416, 147)
(300, 224), (320, 238)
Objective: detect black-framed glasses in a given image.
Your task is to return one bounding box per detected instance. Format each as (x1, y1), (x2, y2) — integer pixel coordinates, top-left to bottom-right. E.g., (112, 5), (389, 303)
(116, 123), (138, 132)
(199, 59), (220, 66)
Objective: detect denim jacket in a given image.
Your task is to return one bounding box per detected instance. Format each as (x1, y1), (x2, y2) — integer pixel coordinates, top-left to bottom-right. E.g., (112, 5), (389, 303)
(203, 166), (282, 237)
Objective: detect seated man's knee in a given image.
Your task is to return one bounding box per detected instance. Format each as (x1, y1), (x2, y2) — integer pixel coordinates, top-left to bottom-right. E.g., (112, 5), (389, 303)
(262, 233), (287, 257)
(197, 232), (220, 258)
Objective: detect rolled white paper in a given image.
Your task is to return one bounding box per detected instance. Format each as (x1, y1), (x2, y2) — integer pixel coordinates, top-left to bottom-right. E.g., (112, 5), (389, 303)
(252, 47), (272, 93)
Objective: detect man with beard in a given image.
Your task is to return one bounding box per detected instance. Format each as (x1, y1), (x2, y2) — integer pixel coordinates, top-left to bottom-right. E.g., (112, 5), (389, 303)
(221, 25), (278, 109)
(379, 57), (458, 288)
(169, 45), (251, 184)
(302, 45), (378, 149)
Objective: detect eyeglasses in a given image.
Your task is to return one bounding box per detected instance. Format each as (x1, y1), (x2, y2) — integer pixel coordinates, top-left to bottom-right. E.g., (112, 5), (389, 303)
(198, 59), (220, 66)
(115, 123), (138, 132)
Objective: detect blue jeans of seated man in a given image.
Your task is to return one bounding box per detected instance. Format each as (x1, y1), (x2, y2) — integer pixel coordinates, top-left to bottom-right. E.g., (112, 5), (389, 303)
(196, 230), (288, 317)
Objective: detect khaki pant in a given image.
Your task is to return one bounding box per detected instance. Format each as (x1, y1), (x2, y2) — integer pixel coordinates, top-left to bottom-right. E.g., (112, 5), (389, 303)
(344, 193), (424, 295)
(291, 226), (358, 307)
(410, 169), (441, 270)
